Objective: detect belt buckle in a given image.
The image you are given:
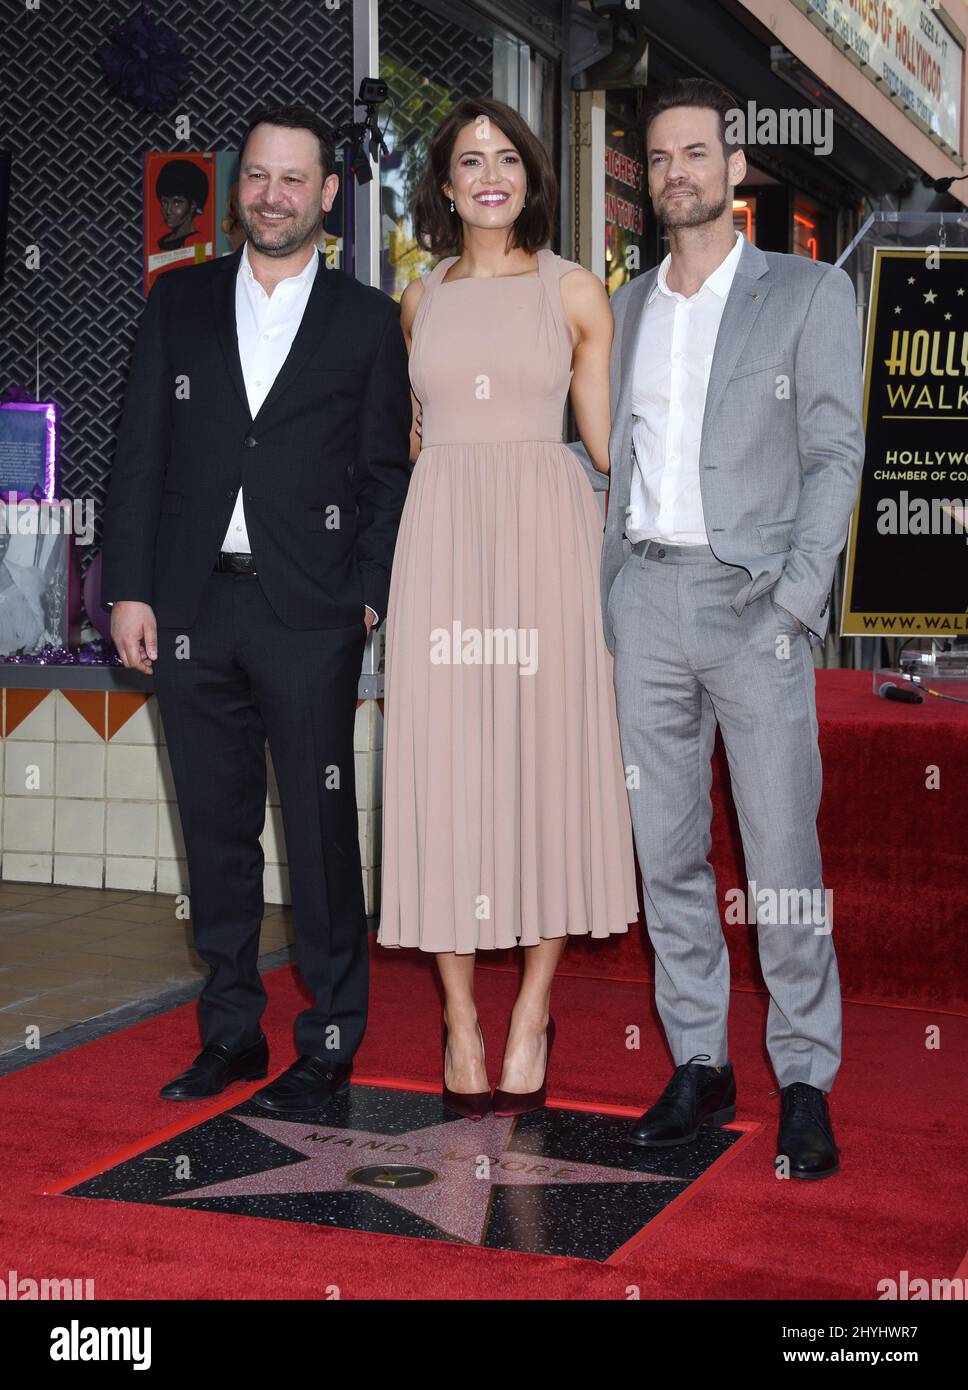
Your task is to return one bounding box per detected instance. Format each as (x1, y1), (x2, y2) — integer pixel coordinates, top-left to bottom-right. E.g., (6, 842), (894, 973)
(218, 551), (256, 575)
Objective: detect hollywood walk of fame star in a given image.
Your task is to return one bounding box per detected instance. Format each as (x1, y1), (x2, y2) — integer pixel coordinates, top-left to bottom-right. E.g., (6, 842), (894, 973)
(160, 1111), (688, 1245)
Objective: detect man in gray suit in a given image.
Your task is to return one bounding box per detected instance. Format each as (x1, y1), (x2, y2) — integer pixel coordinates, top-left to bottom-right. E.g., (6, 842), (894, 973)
(598, 79), (864, 1178)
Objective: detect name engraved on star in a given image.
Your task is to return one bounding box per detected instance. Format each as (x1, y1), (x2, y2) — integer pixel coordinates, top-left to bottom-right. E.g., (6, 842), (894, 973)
(302, 1129), (578, 1177)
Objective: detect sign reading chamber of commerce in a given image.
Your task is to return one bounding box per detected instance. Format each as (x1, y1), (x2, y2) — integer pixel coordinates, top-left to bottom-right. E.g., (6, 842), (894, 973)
(842, 248), (968, 637)
(792, 0), (963, 155)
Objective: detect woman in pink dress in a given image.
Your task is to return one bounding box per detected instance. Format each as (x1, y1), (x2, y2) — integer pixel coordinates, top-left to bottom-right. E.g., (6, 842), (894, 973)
(378, 98), (638, 1117)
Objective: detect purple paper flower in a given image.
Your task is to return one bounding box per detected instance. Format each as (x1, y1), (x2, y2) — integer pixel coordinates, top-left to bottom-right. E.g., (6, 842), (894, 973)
(97, 1), (189, 114)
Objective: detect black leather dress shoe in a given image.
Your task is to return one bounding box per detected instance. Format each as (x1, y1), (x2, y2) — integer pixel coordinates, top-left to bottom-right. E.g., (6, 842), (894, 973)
(628, 1053), (737, 1147)
(251, 1055), (351, 1113)
(777, 1082), (840, 1179)
(160, 1034), (268, 1100)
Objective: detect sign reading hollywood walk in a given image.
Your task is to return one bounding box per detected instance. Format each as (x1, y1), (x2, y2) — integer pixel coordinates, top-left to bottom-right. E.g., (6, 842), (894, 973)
(842, 248), (968, 637)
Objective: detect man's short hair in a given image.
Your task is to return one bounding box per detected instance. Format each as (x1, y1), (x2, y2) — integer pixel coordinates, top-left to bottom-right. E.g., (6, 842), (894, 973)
(643, 77), (742, 158)
(239, 105), (337, 181)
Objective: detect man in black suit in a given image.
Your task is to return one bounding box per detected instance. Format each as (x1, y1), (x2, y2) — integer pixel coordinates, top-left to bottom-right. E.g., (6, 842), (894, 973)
(101, 106), (411, 1112)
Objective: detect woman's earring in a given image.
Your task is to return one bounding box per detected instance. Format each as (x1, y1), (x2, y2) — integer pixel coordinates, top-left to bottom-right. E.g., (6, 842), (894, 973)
(449, 199), (455, 212)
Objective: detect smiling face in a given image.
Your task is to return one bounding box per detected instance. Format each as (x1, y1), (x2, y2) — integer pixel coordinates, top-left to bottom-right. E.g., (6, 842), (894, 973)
(442, 118), (527, 234)
(646, 105), (745, 231)
(237, 123), (339, 257)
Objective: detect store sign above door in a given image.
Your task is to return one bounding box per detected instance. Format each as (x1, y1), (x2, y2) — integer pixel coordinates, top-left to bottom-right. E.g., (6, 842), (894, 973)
(792, 0), (963, 156)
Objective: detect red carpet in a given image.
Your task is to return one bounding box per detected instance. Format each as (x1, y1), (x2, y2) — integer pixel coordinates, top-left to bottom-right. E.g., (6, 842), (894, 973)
(4, 941), (966, 1300)
(488, 669), (968, 1012)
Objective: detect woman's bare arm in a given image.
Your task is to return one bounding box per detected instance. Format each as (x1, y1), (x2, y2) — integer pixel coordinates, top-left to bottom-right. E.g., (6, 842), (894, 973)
(400, 278), (425, 464)
(561, 267), (613, 475)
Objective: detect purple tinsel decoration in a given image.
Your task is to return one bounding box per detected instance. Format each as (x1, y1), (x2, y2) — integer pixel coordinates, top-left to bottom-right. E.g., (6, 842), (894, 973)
(0, 383), (35, 405)
(97, 1), (189, 114)
(1, 638), (122, 667)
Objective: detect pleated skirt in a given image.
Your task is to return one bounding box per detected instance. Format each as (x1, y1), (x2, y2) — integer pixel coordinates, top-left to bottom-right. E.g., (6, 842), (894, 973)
(377, 440), (640, 953)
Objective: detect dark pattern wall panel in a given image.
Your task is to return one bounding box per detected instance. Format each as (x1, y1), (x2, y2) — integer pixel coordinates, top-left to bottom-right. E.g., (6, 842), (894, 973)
(380, 0), (495, 88)
(0, 0), (352, 570)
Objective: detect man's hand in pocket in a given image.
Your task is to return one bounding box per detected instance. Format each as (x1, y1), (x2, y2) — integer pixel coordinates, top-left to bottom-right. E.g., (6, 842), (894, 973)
(774, 601), (802, 632)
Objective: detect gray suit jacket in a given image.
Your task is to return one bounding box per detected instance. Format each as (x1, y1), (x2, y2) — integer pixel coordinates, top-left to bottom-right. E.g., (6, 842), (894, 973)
(572, 238), (865, 652)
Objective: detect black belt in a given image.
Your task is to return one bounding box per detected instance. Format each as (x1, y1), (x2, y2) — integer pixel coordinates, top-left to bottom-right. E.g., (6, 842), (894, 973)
(630, 539), (717, 563)
(214, 551), (257, 574)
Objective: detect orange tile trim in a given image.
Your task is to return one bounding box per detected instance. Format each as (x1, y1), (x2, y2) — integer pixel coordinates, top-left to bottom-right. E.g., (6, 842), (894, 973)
(4, 688), (51, 737)
(62, 691), (107, 739)
(107, 691), (152, 740)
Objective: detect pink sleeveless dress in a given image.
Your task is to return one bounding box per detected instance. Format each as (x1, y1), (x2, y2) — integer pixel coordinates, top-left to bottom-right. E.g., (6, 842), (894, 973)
(377, 248), (639, 952)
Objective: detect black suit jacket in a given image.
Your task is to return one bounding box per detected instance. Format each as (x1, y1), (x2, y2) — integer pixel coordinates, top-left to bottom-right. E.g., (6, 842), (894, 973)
(101, 245), (412, 629)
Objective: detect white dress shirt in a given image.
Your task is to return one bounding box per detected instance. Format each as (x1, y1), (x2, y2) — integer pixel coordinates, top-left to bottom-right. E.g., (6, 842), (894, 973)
(223, 240), (377, 624)
(627, 230), (744, 545)
(222, 239), (318, 552)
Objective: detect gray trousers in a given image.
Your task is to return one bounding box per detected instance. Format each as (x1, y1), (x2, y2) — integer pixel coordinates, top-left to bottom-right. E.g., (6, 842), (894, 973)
(609, 540), (841, 1092)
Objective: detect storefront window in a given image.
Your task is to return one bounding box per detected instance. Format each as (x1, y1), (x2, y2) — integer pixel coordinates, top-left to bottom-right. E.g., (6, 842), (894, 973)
(733, 197), (756, 245)
(604, 95), (646, 297)
(793, 197), (819, 259)
(378, 0), (555, 300)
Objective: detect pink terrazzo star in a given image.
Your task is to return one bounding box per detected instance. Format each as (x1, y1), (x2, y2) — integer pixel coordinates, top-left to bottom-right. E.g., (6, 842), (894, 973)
(161, 1111), (686, 1244)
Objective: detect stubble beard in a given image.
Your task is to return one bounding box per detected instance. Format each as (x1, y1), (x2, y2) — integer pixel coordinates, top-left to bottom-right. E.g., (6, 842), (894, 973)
(238, 204), (320, 257)
(656, 174), (729, 231)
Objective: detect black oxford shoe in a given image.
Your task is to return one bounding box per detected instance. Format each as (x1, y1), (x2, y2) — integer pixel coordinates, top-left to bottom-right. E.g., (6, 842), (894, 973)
(628, 1053), (737, 1147)
(160, 1034), (268, 1100)
(251, 1055), (351, 1113)
(777, 1082), (840, 1179)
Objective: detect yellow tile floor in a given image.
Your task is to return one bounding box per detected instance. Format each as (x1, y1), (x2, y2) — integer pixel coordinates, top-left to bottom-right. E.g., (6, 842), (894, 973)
(0, 881), (294, 1055)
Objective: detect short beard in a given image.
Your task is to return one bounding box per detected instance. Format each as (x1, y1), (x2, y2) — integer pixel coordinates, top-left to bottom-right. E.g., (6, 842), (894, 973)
(656, 171), (730, 231)
(238, 206), (320, 257)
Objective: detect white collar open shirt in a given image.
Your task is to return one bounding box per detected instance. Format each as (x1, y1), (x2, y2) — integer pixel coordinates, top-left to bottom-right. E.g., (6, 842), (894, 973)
(627, 231), (744, 546)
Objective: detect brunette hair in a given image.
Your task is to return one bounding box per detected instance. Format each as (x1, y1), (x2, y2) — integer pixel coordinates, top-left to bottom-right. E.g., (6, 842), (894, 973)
(643, 77), (742, 158)
(239, 104), (337, 180)
(413, 96), (556, 257)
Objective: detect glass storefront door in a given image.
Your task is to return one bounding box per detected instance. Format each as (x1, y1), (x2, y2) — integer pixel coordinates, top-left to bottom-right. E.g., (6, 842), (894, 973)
(378, 0), (557, 300)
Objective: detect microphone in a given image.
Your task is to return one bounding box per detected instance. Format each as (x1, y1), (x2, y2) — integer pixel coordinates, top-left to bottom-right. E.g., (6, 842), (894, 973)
(879, 682), (924, 704)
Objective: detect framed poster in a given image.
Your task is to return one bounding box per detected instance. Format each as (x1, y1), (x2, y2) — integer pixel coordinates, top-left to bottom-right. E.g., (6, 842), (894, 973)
(0, 401), (58, 501)
(841, 247), (968, 637)
(143, 151), (216, 293)
(215, 150), (245, 258)
(0, 503), (78, 656)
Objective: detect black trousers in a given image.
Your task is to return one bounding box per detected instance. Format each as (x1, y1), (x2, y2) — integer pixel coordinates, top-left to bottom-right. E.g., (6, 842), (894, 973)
(152, 569), (369, 1062)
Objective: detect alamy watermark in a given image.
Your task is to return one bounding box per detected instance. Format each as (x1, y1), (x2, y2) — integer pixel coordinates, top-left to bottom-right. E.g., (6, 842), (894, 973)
(876, 490), (968, 538)
(0, 495), (95, 545)
(878, 1270), (965, 1300)
(0, 1268), (94, 1299)
(430, 622), (539, 676)
(724, 879), (833, 935)
(725, 101), (832, 157)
